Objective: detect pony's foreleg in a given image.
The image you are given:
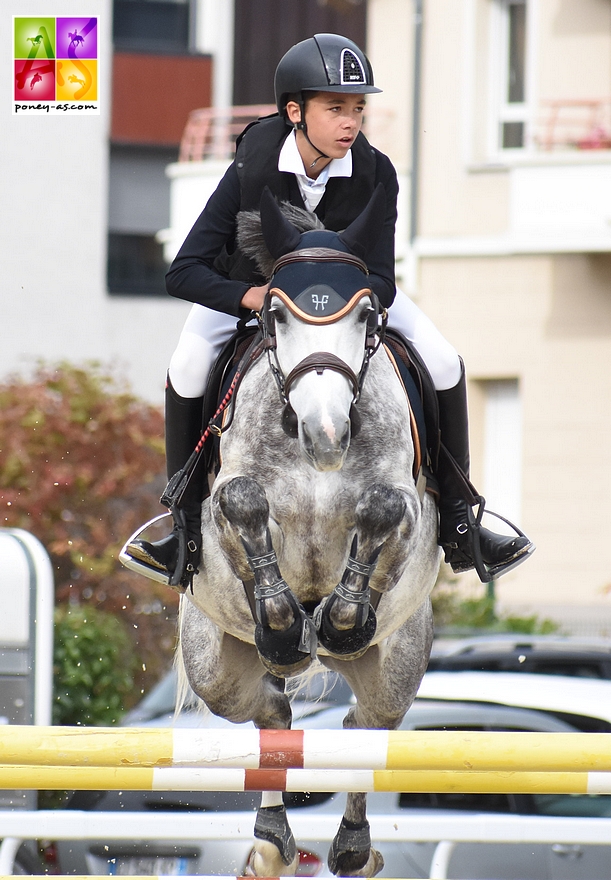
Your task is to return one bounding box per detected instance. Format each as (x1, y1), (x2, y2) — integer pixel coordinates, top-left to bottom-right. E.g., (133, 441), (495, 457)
(179, 601), (297, 876)
(216, 476), (315, 677)
(315, 482), (409, 658)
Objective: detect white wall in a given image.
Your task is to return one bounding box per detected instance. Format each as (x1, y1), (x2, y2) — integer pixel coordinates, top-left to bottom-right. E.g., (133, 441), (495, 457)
(1, 0), (192, 404)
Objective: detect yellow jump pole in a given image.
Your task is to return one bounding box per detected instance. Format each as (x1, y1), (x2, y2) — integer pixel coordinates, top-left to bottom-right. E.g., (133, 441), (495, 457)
(0, 765), (610, 794)
(0, 727), (611, 772)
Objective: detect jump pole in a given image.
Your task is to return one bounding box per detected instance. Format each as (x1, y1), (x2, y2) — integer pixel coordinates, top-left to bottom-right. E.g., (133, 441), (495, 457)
(1, 727), (610, 773)
(0, 765), (610, 794)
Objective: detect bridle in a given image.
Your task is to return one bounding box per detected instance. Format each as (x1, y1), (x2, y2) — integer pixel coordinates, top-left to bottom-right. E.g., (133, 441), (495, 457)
(259, 248), (388, 438)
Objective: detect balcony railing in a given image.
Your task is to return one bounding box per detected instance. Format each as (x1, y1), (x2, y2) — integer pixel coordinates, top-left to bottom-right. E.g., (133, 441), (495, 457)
(179, 105), (277, 162)
(534, 99), (611, 151)
(178, 105), (395, 162)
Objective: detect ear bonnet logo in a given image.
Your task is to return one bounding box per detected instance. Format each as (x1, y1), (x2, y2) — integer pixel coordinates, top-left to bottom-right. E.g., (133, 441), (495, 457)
(13, 16), (99, 114)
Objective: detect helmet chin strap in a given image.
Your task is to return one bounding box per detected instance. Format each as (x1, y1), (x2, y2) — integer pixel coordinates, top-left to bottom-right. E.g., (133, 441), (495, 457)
(295, 96), (329, 170)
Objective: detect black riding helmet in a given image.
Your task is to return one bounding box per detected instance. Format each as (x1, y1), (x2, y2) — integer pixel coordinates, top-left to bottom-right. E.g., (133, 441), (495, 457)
(274, 34), (381, 166)
(274, 33), (382, 117)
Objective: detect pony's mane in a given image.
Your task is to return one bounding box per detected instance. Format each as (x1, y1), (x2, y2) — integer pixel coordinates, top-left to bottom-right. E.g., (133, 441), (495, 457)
(236, 202), (324, 279)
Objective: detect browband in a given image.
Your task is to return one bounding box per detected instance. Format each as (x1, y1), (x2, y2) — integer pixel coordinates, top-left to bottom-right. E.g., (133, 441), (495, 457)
(272, 248), (369, 276)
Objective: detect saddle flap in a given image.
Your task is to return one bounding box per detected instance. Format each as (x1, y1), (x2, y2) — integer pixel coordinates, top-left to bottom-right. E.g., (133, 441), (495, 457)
(383, 329), (440, 497)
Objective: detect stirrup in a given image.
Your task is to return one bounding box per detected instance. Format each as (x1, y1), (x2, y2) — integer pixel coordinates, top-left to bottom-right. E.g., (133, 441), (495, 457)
(461, 501), (535, 582)
(120, 509), (199, 592)
(120, 513), (178, 587)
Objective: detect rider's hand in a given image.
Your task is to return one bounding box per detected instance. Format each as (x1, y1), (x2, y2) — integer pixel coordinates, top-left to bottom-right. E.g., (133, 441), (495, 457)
(240, 284), (269, 312)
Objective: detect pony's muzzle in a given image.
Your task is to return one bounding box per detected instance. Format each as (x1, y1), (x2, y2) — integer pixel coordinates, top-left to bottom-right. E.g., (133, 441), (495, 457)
(300, 416), (351, 471)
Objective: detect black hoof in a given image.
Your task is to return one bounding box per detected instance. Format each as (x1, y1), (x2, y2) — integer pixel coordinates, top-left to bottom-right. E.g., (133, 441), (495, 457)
(254, 805), (296, 867)
(316, 599), (377, 657)
(255, 610), (316, 677)
(328, 818), (371, 876)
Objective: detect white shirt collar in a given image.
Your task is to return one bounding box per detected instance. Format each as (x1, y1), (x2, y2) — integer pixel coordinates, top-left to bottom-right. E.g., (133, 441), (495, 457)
(278, 130), (353, 183)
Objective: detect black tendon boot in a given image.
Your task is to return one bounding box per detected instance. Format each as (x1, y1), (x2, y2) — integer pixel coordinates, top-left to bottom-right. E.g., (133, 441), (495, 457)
(436, 365), (534, 581)
(125, 378), (207, 591)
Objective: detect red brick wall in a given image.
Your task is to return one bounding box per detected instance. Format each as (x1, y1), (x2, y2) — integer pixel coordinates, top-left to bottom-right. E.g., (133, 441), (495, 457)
(111, 52), (212, 146)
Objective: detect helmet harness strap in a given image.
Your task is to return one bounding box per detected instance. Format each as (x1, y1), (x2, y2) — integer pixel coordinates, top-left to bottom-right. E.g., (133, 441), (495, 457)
(295, 93), (329, 169)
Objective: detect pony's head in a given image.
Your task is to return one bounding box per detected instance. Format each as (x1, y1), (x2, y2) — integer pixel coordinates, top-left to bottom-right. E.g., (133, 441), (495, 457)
(242, 186), (387, 472)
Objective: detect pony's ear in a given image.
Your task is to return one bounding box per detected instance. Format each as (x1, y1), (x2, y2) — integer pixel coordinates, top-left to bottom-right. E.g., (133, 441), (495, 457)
(338, 184), (387, 261)
(259, 186), (301, 259)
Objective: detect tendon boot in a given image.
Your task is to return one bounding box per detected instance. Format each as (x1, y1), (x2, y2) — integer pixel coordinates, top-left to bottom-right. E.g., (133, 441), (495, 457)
(123, 378), (207, 592)
(437, 365), (534, 581)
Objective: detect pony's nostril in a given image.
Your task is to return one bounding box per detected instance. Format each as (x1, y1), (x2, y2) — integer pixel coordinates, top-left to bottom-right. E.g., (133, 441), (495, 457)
(301, 422), (315, 454)
(340, 421), (351, 452)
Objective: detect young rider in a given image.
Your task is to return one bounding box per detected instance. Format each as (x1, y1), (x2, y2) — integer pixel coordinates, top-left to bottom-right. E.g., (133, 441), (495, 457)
(123, 33), (533, 589)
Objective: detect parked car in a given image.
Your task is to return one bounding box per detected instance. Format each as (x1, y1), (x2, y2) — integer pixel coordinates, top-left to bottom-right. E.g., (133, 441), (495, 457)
(428, 634), (611, 680)
(53, 671), (611, 879)
(417, 669), (611, 731)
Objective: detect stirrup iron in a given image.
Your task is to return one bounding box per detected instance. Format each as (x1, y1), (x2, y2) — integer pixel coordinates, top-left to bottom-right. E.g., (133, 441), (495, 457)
(119, 513), (181, 588)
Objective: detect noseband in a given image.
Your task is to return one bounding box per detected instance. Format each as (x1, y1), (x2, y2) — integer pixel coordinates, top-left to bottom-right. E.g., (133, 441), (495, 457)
(259, 250), (387, 439)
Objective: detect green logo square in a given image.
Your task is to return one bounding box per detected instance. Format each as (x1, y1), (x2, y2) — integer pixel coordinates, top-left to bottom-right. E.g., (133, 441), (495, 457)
(14, 17), (56, 60)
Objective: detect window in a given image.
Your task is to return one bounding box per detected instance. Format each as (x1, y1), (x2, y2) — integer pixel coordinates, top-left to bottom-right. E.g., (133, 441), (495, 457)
(107, 145), (177, 296)
(113, 0), (192, 53)
(494, 0), (528, 150)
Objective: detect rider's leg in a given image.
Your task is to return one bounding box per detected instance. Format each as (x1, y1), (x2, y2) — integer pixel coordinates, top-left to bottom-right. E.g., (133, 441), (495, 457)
(125, 305), (239, 586)
(387, 291), (532, 579)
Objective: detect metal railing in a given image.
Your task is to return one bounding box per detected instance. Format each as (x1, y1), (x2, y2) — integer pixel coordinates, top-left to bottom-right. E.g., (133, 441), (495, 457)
(535, 99), (611, 151)
(0, 810), (610, 879)
(179, 104), (276, 162)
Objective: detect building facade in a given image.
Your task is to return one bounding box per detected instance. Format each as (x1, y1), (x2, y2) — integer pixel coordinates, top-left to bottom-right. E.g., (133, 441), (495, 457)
(369, 0), (611, 627)
(4, 0), (611, 629)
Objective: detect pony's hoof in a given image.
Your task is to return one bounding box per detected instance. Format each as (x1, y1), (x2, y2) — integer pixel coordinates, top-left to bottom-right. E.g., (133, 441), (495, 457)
(315, 598), (377, 658)
(250, 805), (298, 876)
(328, 818), (383, 877)
(255, 609), (316, 677)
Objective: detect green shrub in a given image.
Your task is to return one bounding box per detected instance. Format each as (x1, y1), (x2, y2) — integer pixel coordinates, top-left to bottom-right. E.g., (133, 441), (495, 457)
(432, 568), (559, 636)
(0, 362), (178, 696)
(53, 604), (137, 726)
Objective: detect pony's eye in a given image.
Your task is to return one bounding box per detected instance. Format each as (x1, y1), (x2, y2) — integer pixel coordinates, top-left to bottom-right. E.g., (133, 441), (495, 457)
(270, 307), (287, 324)
(358, 306), (373, 324)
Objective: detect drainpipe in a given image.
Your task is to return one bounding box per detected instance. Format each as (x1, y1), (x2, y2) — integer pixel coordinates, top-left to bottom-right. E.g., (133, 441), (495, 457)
(409, 0), (423, 245)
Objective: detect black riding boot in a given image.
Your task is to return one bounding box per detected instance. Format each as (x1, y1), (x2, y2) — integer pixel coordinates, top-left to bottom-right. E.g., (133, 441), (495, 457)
(125, 378), (207, 590)
(437, 365), (533, 581)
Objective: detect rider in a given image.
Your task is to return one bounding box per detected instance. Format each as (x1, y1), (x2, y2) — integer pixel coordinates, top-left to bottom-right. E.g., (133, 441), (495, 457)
(123, 33), (533, 590)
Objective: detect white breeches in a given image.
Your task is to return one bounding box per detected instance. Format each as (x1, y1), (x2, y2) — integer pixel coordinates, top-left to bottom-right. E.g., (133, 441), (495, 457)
(168, 290), (461, 399)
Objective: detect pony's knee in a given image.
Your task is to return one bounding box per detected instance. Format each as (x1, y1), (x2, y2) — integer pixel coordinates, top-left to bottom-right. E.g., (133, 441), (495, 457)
(355, 483), (407, 544)
(218, 476), (269, 537)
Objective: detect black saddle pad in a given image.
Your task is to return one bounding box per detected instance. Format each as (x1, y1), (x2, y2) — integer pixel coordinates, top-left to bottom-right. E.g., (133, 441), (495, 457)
(384, 329), (440, 493)
(202, 323), (262, 473)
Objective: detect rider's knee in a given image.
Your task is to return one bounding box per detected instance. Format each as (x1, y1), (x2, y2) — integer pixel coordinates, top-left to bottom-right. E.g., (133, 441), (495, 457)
(169, 338), (214, 398)
(428, 343), (462, 391)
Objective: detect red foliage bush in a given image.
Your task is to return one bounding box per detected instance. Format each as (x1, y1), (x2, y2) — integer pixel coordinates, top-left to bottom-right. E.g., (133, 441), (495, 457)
(0, 362), (178, 698)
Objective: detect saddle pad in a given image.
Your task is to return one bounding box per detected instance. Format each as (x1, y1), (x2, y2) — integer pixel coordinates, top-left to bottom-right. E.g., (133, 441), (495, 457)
(384, 331), (440, 497)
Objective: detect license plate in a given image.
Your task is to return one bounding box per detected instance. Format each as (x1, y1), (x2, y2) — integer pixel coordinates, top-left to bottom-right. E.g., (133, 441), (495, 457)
(106, 856), (195, 875)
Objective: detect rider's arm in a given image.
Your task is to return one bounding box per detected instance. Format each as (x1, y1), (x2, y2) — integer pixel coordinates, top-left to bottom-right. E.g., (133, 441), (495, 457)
(364, 153), (399, 310)
(165, 163), (255, 318)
